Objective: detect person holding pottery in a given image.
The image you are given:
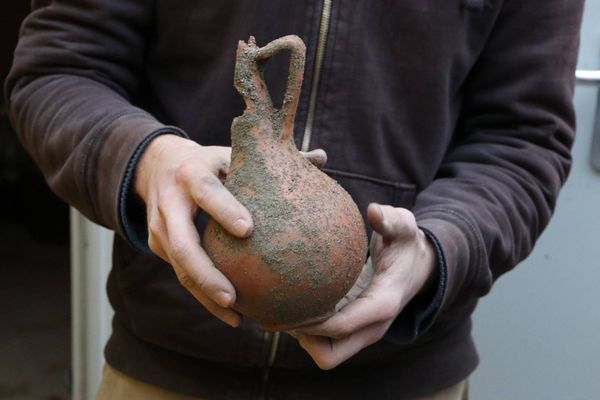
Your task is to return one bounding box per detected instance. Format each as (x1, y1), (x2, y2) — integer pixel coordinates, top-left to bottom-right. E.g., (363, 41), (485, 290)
(6, 0), (584, 399)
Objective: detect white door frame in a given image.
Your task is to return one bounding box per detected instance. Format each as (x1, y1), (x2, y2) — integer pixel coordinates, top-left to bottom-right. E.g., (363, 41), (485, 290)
(70, 209), (113, 400)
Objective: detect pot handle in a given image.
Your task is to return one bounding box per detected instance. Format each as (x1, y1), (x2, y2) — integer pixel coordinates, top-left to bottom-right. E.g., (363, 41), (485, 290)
(235, 36), (306, 140)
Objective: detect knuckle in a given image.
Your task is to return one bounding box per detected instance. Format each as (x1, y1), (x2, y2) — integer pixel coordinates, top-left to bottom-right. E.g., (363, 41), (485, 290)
(193, 173), (220, 205)
(156, 189), (178, 212)
(192, 272), (211, 293)
(380, 207), (418, 241)
(148, 219), (162, 237)
(395, 207), (414, 220)
(192, 185), (210, 206)
(174, 161), (196, 185)
(176, 271), (194, 289)
(148, 236), (160, 253)
(199, 172), (221, 189)
(169, 239), (190, 261)
(395, 208), (417, 232)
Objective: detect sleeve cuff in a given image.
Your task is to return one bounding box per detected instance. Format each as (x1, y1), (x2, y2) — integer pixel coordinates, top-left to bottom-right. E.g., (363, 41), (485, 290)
(383, 227), (447, 344)
(118, 126), (188, 253)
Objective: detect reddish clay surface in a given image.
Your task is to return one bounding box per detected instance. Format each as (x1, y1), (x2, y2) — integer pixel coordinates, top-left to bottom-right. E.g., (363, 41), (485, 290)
(203, 35), (368, 331)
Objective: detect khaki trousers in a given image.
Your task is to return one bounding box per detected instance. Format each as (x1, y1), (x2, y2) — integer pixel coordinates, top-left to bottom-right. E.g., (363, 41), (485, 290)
(96, 363), (469, 400)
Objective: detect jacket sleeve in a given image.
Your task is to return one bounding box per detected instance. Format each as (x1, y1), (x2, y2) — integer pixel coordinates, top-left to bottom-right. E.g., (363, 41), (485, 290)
(4, 0), (186, 238)
(410, 0), (583, 321)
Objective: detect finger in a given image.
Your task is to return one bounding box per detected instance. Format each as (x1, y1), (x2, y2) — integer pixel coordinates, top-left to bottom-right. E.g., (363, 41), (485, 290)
(294, 321), (390, 370)
(149, 237), (169, 262)
(297, 287), (397, 339)
(152, 198), (241, 326)
(158, 191), (237, 308)
(147, 209), (170, 261)
(301, 148), (327, 168)
(367, 203), (417, 241)
(170, 262), (242, 327)
(201, 146), (233, 182)
(334, 259), (374, 311)
(178, 169), (253, 238)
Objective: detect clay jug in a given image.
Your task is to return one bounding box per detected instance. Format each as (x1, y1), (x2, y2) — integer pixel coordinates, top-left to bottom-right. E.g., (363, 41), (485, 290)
(203, 35), (368, 331)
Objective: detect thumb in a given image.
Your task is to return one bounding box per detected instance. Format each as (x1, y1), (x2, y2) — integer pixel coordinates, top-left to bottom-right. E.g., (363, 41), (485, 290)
(367, 203), (417, 241)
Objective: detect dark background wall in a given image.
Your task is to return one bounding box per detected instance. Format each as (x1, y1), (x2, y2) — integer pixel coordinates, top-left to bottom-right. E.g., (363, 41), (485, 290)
(0, 2), (30, 86)
(1, 2), (69, 242)
(1, 3), (71, 399)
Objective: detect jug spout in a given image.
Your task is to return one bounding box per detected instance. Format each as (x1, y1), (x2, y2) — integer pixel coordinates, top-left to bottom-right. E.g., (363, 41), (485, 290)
(233, 35), (306, 142)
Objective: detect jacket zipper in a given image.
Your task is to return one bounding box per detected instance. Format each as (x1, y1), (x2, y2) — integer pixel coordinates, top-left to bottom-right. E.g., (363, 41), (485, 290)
(300, 0), (333, 152)
(266, 332), (281, 368)
(259, 332), (280, 400)
(259, 4), (333, 398)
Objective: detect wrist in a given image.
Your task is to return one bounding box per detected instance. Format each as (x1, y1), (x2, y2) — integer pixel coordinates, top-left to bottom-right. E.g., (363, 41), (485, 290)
(134, 134), (186, 201)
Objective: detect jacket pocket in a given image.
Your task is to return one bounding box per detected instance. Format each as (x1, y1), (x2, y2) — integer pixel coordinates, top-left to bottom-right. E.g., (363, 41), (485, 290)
(323, 168), (416, 222)
(111, 236), (242, 363)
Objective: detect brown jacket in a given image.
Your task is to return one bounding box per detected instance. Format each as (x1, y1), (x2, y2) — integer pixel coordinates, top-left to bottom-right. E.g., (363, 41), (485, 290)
(6, 0), (583, 398)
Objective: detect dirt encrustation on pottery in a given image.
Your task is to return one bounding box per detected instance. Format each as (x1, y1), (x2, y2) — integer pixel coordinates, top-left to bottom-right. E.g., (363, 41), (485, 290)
(203, 35), (368, 330)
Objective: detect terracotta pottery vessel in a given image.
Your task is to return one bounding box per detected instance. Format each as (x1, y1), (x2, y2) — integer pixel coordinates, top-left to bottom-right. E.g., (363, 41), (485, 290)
(203, 35), (368, 331)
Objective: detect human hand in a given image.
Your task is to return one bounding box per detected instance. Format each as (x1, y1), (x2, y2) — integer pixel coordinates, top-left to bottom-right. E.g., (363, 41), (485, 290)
(289, 203), (437, 369)
(135, 134), (328, 328)
(135, 135), (250, 327)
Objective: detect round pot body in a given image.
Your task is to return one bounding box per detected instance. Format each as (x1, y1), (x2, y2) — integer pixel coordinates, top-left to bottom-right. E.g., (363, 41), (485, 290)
(204, 138), (367, 330)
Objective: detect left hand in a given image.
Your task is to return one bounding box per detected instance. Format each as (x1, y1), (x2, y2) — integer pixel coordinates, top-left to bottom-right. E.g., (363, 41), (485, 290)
(289, 203), (438, 370)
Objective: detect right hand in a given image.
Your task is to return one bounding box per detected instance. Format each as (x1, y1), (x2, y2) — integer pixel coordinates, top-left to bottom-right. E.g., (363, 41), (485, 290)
(135, 134), (251, 327)
(135, 134), (328, 328)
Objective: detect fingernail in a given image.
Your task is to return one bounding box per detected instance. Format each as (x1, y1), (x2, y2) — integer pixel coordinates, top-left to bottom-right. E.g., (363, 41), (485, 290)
(233, 219), (252, 237)
(216, 291), (233, 308)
